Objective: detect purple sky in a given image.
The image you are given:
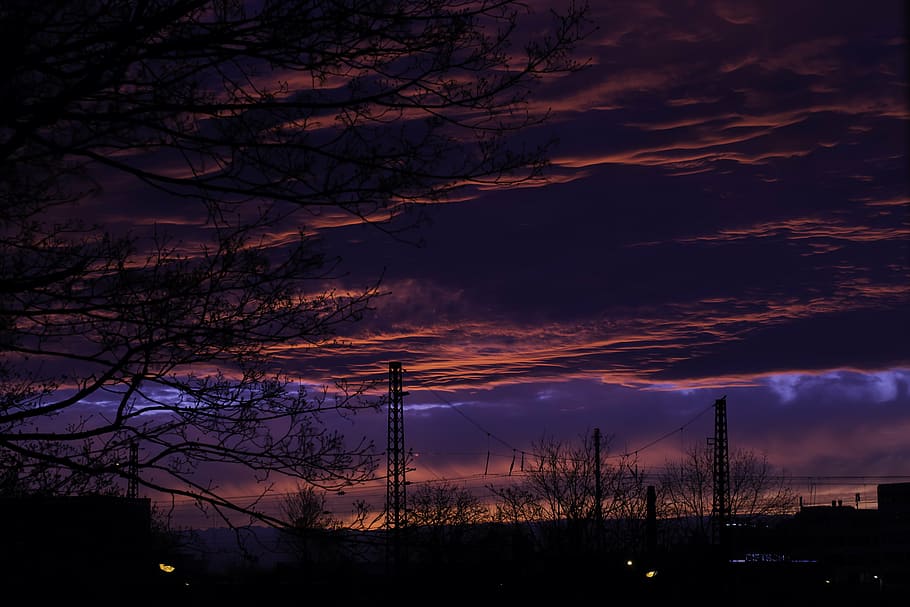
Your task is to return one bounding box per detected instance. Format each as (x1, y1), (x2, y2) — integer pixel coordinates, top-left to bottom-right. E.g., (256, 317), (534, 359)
(83, 0), (908, 524)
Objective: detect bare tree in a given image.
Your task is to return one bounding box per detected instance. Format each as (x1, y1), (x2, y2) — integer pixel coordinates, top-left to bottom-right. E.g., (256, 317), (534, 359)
(729, 448), (797, 519)
(279, 483), (345, 564)
(492, 483), (543, 526)
(409, 479), (490, 528)
(408, 479), (490, 563)
(0, 0), (593, 526)
(489, 430), (643, 555)
(601, 460), (650, 553)
(658, 444), (797, 547)
(281, 484), (338, 531)
(658, 444), (714, 546)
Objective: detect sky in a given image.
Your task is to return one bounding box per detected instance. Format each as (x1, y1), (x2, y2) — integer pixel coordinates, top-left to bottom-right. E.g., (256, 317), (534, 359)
(281, 0), (910, 517)
(76, 0), (909, 524)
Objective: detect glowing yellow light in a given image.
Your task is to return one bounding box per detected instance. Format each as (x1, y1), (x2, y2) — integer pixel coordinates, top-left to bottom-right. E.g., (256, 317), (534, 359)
(645, 570), (658, 578)
(626, 560), (633, 567)
(159, 563), (176, 573)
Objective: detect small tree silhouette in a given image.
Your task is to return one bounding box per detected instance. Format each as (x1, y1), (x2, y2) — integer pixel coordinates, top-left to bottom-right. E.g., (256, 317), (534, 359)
(280, 484), (341, 564)
(408, 479), (490, 563)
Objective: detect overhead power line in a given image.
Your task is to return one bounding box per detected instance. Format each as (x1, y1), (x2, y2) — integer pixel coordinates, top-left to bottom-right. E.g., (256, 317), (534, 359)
(425, 388), (716, 463)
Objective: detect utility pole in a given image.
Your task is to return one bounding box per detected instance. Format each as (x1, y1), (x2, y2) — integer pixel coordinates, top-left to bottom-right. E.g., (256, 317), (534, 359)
(709, 395), (730, 547)
(593, 429), (602, 519)
(593, 427), (603, 550)
(127, 441), (139, 499)
(386, 361), (407, 572)
(646, 485), (657, 556)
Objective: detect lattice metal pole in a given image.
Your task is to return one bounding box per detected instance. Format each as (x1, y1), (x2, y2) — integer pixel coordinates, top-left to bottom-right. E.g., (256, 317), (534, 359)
(386, 361), (407, 570)
(711, 395), (730, 546)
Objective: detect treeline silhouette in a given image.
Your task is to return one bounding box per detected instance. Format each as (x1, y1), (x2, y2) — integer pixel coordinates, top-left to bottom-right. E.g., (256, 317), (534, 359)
(2, 482), (908, 604)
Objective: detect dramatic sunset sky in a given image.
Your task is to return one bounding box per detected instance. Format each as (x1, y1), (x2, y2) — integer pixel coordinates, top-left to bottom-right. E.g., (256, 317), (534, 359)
(115, 0), (907, 524)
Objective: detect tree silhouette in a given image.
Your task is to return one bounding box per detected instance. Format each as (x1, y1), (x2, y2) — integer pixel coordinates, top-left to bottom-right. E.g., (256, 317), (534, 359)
(489, 430), (643, 555)
(281, 484), (338, 531)
(658, 444), (797, 547)
(0, 0), (593, 526)
(279, 483), (344, 564)
(408, 479), (490, 563)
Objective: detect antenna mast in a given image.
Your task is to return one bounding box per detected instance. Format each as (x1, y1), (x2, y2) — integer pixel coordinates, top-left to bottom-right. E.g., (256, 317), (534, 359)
(386, 361), (407, 570)
(710, 395), (731, 546)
